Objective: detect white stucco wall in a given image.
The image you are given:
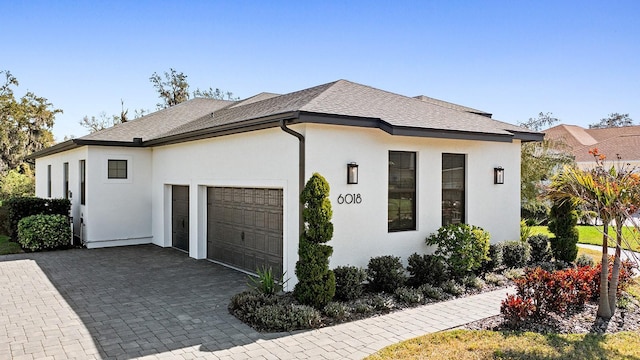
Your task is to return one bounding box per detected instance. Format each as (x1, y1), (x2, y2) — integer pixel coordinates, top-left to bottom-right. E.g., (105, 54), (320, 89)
(35, 146), (152, 248)
(150, 127), (300, 285)
(303, 124), (521, 269)
(35, 147), (88, 242)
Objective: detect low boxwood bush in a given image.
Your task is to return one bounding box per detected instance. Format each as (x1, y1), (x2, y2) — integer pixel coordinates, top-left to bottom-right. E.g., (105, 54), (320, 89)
(441, 280), (465, 296)
(17, 214), (70, 252)
(333, 265), (367, 301)
(418, 284), (446, 300)
(366, 255), (407, 293)
(407, 253), (448, 287)
(527, 234), (552, 263)
(425, 224), (490, 278)
(482, 243), (503, 273)
(461, 274), (485, 290)
(323, 302), (350, 320)
(502, 240), (531, 268)
(575, 254), (595, 268)
(252, 304), (322, 332)
(393, 287), (424, 305)
(6, 197), (70, 241)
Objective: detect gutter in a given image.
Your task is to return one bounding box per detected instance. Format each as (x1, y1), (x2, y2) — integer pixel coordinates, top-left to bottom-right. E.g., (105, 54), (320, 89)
(279, 118), (305, 234)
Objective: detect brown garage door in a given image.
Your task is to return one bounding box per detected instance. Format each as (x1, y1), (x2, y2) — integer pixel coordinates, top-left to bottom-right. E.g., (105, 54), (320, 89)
(207, 187), (283, 277)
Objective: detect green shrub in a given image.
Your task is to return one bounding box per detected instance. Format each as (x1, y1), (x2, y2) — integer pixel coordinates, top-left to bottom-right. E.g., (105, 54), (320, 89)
(248, 266), (286, 295)
(502, 240), (531, 268)
(366, 255), (407, 293)
(548, 200), (579, 263)
(353, 301), (374, 314)
(294, 173), (336, 308)
(503, 268), (525, 280)
(482, 243), (503, 273)
(0, 205), (9, 235)
(6, 197), (70, 241)
(228, 291), (279, 324)
(407, 253), (448, 287)
(252, 304), (322, 332)
(483, 272), (507, 287)
(323, 302), (350, 320)
(17, 214), (70, 251)
(461, 274), (485, 290)
(333, 266), (366, 301)
(393, 287), (424, 305)
(527, 234), (552, 263)
(441, 280), (465, 296)
(366, 293), (395, 312)
(425, 224), (490, 278)
(418, 284), (446, 300)
(575, 254), (595, 268)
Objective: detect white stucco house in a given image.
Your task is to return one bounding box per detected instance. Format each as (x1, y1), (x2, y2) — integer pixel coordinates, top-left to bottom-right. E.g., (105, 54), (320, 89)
(30, 80), (542, 288)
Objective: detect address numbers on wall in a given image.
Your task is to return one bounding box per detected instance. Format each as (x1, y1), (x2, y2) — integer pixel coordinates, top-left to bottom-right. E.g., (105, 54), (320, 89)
(337, 193), (362, 204)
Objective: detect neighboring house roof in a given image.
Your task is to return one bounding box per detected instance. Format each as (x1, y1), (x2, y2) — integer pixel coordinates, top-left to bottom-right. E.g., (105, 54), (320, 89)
(30, 79), (542, 159)
(544, 124), (640, 162)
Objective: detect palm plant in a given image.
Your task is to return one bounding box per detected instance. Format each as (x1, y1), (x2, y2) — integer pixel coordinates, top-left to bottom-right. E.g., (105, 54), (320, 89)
(547, 149), (640, 319)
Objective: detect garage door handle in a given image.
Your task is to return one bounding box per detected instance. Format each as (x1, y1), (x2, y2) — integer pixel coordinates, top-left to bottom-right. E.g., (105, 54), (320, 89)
(241, 231), (245, 241)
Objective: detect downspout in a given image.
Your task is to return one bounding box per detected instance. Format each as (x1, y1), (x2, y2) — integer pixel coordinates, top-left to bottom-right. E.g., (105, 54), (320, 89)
(279, 119), (305, 235)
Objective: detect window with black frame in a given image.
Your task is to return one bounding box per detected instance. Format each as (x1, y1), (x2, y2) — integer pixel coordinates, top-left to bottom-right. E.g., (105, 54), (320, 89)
(388, 151), (416, 232)
(442, 153), (465, 225)
(107, 159), (128, 179)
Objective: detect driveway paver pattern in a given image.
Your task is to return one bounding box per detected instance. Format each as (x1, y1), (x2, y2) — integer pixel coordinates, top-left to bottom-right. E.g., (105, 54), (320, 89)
(0, 245), (511, 359)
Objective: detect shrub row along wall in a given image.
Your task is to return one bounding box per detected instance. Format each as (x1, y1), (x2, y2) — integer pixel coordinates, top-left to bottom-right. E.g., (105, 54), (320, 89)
(5, 197), (71, 241)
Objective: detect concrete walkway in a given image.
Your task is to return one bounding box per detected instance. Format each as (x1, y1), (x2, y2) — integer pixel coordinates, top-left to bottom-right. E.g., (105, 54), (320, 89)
(0, 246), (512, 360)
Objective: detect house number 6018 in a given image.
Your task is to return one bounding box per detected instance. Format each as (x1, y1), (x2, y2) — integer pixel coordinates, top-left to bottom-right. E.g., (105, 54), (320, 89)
(337, 193), (362, 204)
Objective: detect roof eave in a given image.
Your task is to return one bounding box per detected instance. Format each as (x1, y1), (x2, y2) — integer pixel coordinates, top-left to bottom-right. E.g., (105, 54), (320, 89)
(511, 131), (545, 143)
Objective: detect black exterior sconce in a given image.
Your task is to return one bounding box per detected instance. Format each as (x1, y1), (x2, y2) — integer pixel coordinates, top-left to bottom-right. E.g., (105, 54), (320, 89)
(347, 162), (359, 184)
(494, 166), (504, 184)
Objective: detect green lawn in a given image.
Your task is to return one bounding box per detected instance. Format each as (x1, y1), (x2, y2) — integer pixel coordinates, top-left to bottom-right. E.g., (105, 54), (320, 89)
(367, 282), (640, 359)
(531, 225), (640, 252)
(0, 234), (22, 255)
(366, 330), (640, 360)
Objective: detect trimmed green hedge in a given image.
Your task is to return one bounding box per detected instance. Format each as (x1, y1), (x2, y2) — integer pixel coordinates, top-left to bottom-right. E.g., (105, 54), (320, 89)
(18, 214), (71, 251)
(5, 197), (70, 241)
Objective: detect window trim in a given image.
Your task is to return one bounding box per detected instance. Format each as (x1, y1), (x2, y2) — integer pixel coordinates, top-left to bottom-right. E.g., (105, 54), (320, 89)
(80, 160), (86, 205)
(63, 162), (69, 199)
(47, 165), (52, 198)
(107, 159), (128, 179)
(388, 150), (417, 232)
(441, 153), (466, 226)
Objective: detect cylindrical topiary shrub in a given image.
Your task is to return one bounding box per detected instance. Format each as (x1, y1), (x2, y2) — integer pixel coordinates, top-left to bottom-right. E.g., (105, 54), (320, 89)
(294, 173), (336, 308)
(548, 200), (579, 263)
(17, 214), (71, 252)
(333, 265), (367, 301)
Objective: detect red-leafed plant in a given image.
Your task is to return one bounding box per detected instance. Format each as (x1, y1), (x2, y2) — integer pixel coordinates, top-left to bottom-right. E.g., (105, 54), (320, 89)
(501, 294), (536, 326)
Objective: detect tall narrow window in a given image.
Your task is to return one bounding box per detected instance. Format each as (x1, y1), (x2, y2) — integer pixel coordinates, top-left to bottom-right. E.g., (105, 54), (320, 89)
(107, 159), (127, 179)
(63, 162), (69, 199)
(388, 151), (416, 232)
(442, 153), (465, 226)
(80, 160), (86, 205)
(47, 165), (52, 198)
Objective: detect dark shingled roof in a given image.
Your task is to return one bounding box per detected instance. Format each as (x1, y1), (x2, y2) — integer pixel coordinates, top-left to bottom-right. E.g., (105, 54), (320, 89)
(30, 79), (542, 159)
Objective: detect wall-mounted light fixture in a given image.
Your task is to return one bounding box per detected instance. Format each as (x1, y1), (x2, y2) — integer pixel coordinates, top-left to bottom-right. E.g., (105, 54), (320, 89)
(347, 162), (359, 184)
(494, 166), (504, 184)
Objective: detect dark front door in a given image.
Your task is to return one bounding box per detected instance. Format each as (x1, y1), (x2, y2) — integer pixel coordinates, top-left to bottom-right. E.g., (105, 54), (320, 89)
(172, 185), (189, 252)
(207, 187), (283, 277)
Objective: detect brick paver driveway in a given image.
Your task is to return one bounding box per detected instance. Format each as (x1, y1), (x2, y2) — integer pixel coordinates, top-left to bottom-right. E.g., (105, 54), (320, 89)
(1, 245), (509, 360)
(0, 245), (274, 359)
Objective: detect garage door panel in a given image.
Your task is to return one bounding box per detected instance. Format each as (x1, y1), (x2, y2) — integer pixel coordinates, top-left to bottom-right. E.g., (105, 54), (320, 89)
(208, 187), (283, 277)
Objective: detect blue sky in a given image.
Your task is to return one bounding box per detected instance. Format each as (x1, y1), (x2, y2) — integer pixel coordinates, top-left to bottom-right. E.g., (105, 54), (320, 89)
(3, 1), (639, 141)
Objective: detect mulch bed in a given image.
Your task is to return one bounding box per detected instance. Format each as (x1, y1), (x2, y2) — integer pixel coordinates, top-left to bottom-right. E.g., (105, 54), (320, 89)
(465, 297), (640, 334)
